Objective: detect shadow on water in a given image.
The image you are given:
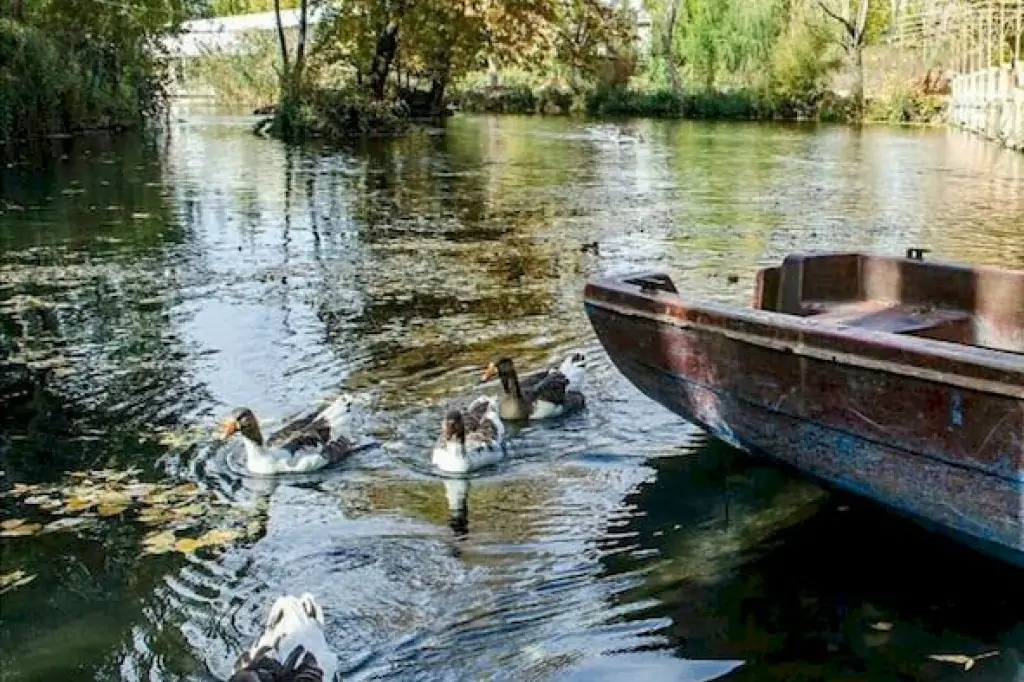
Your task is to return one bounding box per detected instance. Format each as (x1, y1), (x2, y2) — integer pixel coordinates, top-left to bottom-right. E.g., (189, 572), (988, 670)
(597, 439), (1024, 682)
(0, 112), (1022, 681)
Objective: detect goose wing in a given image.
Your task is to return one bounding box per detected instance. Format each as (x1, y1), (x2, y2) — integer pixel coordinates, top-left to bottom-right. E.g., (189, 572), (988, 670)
(268, 414), (355, 462)
(526, 370), (571, 406)
(264, 408), (326, 449)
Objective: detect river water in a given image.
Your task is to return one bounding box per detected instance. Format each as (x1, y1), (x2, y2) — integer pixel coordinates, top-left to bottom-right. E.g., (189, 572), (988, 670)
(1, 112), (1022, 682)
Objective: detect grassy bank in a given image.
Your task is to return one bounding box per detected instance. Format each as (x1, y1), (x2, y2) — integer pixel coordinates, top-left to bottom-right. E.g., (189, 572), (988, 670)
(450, 77), (947, 126)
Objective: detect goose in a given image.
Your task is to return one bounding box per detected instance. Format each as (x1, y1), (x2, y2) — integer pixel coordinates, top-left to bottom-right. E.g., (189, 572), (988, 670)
(431, 395), (506, 475)
(481, 352), (586, 421)
(230, 593), (340, 682)
(218, 394), (359, 476)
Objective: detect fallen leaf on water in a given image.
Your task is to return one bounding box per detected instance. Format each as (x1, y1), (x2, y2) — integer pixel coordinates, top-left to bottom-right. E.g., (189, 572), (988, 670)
(870, 622), (893, 632)
(172, 503), (204, 517)
(142, 530), (176, 555)
(97, 503), (128, 517)
(174, 537), (201, 554)
(0, 570), (36, 594)
(64, 497), (96, 512)
(2, 518), (27, 531)
(197, 528), (242, 546)
(928, 652), (1000, 670)
(43, 517), (89, 532)
(130, 212), (151, 220)
(0, 523), (42, 537)
(170, 483), (200, 497)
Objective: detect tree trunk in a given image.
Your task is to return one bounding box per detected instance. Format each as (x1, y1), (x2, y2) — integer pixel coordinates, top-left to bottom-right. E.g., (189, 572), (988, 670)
(273, 0), (291, 100)
(369, 23), (400, 100)
(10, 0), (22, 21)
(852, 44), (865, 121)
(429, 50), (453, 118)
(664, 0), (682, 93)
(293, 0), (309, 97)
(815, 0), (870, 121)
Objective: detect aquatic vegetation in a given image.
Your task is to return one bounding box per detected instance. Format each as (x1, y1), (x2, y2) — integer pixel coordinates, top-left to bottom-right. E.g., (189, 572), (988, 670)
(1, 467), (262, 557)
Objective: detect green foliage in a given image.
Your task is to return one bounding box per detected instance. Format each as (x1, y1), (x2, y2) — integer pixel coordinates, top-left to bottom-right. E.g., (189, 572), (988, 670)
(864, 78), (946, 124)
(271, 88), (411, 141)
(0, 0), (195, 142)
(208, 0), (299, 15)
(187, 29), (294, 106)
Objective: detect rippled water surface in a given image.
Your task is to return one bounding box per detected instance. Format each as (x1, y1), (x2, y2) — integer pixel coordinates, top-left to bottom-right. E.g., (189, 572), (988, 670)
(2, 112), (1023, 682)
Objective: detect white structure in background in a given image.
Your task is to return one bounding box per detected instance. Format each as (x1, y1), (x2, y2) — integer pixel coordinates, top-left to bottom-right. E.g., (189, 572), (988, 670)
(162, 6), (327, 57)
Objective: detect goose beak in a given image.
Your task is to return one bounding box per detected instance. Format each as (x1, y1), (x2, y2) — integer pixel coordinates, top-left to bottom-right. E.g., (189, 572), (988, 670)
(480, 362), (498, 383)
(218, 420), (239, 441)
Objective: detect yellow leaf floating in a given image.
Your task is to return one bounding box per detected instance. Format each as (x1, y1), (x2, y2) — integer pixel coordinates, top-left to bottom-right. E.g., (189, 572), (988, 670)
(2, 518), (27, 531)
(871, 622), (893, 632)
(172, 503), (204, 517)
(97, 504), (128, 517)
(142, 530), (176, 555)
(197, 528), (242, 546)
(0, 523), (42, 537)
(0, 570), (36, 594)
(928, 652), (1000, 671)
(173, 537), (201, 554)
(65, 497), (95, 512)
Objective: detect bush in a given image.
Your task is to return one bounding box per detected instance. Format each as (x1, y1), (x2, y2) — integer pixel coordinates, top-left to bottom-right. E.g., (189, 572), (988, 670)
(0, 19), (161, 142)
(270, 87), (411, 141)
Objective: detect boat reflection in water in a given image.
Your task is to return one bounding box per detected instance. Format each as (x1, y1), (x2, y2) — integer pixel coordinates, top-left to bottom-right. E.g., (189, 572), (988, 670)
(592, 435), (1024, 681)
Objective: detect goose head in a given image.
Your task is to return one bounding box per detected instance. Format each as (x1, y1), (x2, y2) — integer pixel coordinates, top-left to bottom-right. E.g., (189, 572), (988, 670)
(480, 358), (518, 393)
(219, 407), (264, 446)
(440, 409), (467, 447)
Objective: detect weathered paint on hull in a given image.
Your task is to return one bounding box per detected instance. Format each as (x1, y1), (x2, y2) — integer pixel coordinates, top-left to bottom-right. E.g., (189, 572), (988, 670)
(585, 303), (1024, 568)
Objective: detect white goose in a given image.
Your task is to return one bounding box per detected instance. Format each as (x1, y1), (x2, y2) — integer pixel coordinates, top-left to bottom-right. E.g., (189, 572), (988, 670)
(218, 394), (359, 476)
(432, 395), (506, 475)
(481, 352), (586, 421)
(230, 593), (340, 682)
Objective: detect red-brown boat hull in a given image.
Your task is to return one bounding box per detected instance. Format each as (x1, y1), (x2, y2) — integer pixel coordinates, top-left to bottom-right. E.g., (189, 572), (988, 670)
(584, 266), (1024, 567)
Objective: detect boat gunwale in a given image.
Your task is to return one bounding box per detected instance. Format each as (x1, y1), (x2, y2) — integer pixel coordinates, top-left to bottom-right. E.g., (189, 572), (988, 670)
(584, 271), (1024, 401)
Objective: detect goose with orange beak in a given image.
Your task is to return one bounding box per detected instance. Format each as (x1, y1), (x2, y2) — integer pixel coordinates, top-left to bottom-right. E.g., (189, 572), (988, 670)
(218, 394), (359, 476)
(480, 352), (586, 421)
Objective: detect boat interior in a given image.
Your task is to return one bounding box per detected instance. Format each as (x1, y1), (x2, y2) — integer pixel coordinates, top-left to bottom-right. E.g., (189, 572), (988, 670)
(752, 250), (1024, 355)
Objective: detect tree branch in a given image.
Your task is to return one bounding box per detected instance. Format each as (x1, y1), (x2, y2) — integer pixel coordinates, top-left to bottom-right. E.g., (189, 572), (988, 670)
(815, 0), (856, 38)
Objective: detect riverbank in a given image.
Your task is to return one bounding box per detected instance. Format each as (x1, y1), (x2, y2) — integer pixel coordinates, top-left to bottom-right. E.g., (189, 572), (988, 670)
(449, 80), (948, 126)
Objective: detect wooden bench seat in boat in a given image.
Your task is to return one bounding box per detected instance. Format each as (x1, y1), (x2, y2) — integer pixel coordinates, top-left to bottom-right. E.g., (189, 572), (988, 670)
(804, 300), (974, 343)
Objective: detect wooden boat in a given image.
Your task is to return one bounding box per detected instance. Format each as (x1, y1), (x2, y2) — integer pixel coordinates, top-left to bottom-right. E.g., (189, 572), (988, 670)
(584, 249), (1024, 567)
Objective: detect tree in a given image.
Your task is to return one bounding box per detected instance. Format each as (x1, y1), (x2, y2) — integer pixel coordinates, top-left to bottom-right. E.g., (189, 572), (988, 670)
(814, 0), (871, 119)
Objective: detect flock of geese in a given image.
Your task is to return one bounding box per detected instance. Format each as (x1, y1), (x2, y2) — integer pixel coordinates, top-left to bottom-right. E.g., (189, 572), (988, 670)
(219, 352), (588, 681)
(218, 352), (587, 478)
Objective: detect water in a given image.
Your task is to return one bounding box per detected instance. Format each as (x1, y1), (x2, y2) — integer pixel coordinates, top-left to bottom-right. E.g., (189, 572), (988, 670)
(1, 112), (1022, 682)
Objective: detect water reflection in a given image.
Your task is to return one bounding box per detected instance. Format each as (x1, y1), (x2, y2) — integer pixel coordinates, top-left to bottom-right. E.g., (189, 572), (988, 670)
(0, 113), (1022, 681)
